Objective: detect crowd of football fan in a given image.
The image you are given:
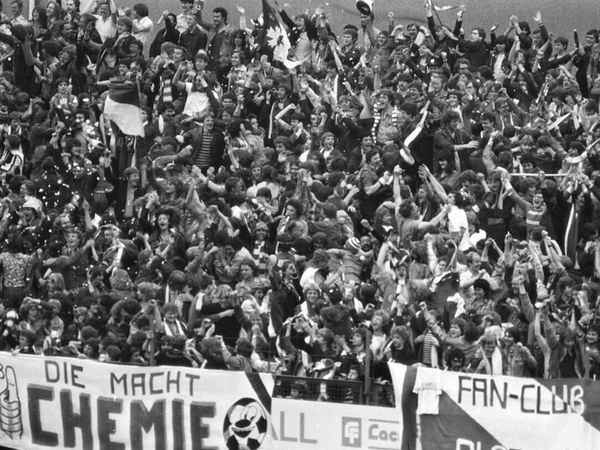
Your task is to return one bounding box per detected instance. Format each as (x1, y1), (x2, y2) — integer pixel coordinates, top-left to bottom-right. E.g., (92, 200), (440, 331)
(1, 0), (600, 388)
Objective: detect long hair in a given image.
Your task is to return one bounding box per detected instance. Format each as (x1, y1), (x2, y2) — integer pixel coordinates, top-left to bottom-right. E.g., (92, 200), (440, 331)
(212, 284), (234, 302)
(46, 1), (63, 21)
(230, 29), (248, 49)
(109, 268), (132, 290)
(33, 6), (48, 27)
(48, 272), (67, 291)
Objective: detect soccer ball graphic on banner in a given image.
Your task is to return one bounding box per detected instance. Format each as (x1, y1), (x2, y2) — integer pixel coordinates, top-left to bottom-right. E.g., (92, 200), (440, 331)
(223, 398), (268, 450)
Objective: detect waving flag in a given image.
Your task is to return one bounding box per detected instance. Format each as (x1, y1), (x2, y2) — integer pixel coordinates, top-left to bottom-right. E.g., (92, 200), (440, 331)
(425, 0), (460, 12)
(103, 82), (144, 136)
(434, 5), (459, 11)
(261, 0), (292, 64)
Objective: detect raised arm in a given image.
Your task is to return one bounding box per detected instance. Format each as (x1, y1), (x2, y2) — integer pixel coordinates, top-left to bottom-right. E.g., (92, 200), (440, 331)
(503, 175), (531, 212)
(422, 164), (449, 204)
(171, 61), (188, 91)
(516, 274), (535, 323)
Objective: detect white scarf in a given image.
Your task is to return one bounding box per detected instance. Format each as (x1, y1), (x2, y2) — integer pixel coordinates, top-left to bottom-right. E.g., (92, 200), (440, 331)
(164, 319), (185, 337)
(371, 106), (399, 144)
(481, 347), (504, 376)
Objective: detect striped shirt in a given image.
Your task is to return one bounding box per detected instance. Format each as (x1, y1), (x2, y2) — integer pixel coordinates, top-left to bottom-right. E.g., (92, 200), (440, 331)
(194, 130), (212, 168)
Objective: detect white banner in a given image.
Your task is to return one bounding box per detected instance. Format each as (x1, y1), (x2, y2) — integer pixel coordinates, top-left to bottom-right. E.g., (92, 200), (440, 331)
(271, 398), (402, 450)
(439, 370), (600, 450)
(389, 363), (600, 450)
(0, 354), (275, 450)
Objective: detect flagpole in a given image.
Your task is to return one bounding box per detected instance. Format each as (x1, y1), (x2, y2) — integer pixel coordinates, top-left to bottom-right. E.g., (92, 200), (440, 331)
(133, 78), (144, 168)
(429, 0), (445, 28)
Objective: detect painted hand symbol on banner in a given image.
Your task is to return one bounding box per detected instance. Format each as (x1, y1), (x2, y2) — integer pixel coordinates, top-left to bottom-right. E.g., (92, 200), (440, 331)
(0, 365), (22, 440)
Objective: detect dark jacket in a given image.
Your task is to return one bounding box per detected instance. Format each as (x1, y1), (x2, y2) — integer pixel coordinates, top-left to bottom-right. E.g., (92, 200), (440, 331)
(457, 39), (489, 69)
(149, 19), (180, 58)
(180, 124), (226, 169)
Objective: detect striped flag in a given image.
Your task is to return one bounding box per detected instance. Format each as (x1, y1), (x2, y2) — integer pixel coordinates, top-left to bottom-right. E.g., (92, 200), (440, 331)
(103, 82), (144, 136)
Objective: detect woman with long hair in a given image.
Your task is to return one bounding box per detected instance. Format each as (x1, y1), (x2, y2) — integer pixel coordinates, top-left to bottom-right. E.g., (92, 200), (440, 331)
(41, 272), (74, 326)
(300, 282), (325, 322)
(307, 151), (327, 176)
(108, 268), (135, 302)
(235, 258), (260, 294)
(226, 50), (247, 92)
(414, 184), (441, 222)
(337, 327), (374, 372)
(382, 325), (416, 365)
(30, 6), (49, 49)
(274, 197), (308, 238)
(236, 293), (268, 341)
(147, 206), (186, 260)
(45, 1), (63, 40)
(434, 150), (460, 188)
(62, 306), (89, 345)
(230, 29), (253, 63)
(172, 71), (220, 121)
(18, 302), (45, 349)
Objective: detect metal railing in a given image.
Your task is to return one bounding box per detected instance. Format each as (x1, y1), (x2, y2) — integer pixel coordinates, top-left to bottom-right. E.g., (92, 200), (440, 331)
(273, 375), (395, 407)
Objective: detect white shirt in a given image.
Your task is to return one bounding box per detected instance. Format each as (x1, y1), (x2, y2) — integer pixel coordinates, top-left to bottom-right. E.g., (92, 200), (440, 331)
(294, 32), (312, 62)
(10, 15), (28, 26)
(176, 13), (189, 35)
(183, 82), (211, 119)
(94, 15), (116, 42)
(493, 53), (506, 80)
(133, 16), (153, 51)
(447, 206), (470, 251)
(413, 366), (442, 415)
